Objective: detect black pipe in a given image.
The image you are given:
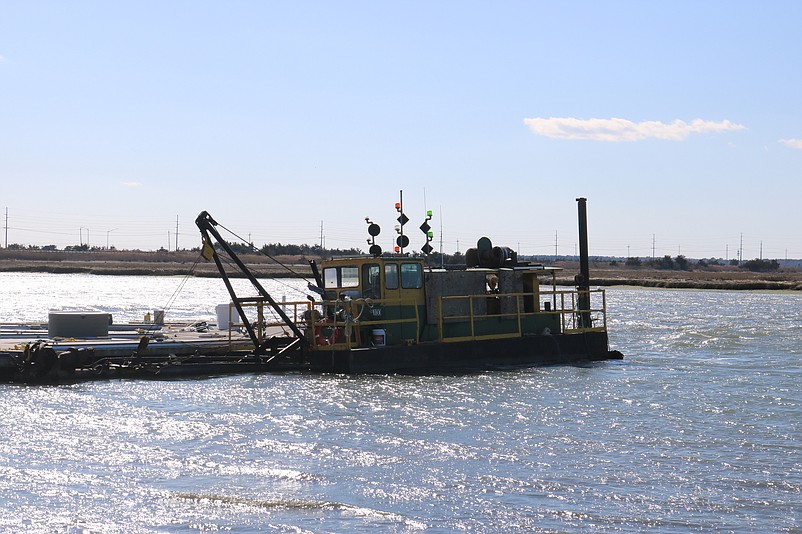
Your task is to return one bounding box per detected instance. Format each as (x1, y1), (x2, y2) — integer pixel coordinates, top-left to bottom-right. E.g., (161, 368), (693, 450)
(576, 197), (591, 327)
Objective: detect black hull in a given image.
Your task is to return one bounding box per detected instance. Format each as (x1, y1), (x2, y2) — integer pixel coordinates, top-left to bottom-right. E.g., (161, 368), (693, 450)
(2, 332), (621, 384)
(309, 332), (621, 374)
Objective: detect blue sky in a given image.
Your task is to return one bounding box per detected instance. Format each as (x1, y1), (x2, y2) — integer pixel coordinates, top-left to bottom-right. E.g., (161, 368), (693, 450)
(2, 1), (801, 259)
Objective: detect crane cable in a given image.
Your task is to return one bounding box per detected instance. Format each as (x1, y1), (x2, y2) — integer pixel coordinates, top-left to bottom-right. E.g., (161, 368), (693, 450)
(214, 222), (318, 292)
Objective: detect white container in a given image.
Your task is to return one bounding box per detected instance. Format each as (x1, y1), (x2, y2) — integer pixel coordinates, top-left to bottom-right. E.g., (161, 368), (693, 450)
(49, 311), (110, 338)
(216, 304), (232, 331)
(371, 328), (386, 347)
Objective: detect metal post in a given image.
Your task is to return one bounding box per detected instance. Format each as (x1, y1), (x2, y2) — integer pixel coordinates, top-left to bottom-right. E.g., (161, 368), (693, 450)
(576, 198), (591, 327)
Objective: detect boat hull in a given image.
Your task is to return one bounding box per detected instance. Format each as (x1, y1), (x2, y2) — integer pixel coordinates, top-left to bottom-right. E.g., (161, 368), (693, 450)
(309, 331), (620, 374)
(1, 331), (620, 383)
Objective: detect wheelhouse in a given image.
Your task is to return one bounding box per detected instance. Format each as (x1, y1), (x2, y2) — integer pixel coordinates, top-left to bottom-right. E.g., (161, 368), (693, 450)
(310, 255), (607, 351)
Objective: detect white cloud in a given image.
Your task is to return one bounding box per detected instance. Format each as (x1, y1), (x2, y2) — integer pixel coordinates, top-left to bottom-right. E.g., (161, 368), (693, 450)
(779, 139), (802, 150)
(121, 181), (143, 187)
(523, 117), (747, 142)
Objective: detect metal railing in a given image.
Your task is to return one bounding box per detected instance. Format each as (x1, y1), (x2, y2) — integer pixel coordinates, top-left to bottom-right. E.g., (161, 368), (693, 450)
(436, 288), (606, 342)
(219, 287), (607, 350)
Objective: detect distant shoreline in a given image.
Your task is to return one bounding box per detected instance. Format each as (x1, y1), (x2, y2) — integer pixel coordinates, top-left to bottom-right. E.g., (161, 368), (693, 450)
(2, 253), (801, 290)
(0, 258), (302, 278)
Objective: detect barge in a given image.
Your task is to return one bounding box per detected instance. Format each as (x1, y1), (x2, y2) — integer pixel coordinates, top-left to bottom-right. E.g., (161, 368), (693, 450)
(1, 197), (621, 383)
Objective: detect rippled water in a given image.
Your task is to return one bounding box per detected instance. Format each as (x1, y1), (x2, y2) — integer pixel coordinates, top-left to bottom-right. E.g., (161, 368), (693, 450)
(1, 273), (800, 532)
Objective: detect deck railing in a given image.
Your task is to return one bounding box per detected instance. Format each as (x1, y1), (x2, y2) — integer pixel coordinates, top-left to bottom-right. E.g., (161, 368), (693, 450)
(220, 287), (606, 350)
(437, 288), (607, 342)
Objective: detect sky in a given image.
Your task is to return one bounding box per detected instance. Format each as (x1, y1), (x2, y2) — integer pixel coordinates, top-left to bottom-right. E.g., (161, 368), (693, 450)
(2, 1), (801, 260)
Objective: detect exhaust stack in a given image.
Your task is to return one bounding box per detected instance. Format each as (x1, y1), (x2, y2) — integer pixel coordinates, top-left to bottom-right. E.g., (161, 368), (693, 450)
(576, 197), (591, 327)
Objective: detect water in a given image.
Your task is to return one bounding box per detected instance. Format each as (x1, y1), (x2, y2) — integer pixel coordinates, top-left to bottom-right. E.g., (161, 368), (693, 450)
(1, 273), (800, 532)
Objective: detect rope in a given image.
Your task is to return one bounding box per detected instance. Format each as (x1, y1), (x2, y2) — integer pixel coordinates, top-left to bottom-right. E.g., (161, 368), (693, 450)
(161, 254), (202, 312)
(216, 222), (316, 284)
(136, 254), (204, 336)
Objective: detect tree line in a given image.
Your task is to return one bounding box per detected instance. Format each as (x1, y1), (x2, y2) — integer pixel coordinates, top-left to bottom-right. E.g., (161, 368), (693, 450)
(620, 255), (780, 273)
(1, 243), (785, 272)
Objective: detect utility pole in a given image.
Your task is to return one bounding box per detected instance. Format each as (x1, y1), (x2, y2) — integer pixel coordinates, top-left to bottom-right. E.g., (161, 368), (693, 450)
(739, 232), (743, 264)
(554, 230), (558, 257)
(319, 220), (324, 251)
(652, 234), (656, 260)
(4, 207), (7, 248)
(106, 228), (117, 249)
(175, 215), (179, 251)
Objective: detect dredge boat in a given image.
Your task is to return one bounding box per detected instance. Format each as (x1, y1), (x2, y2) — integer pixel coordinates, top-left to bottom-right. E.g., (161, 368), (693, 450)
(0, 197), (621, 383)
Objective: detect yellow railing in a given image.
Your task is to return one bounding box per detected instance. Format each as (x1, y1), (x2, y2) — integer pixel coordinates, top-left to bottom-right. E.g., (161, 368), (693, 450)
(437, 288), (607, 342)
(220, 297), (420, 350)
(437, 293), (524, 342)
(220, 288), (606, 350)
(310, 297), (421, 349)
(557, 289), (607, 333)
(219, 300), (314, 349)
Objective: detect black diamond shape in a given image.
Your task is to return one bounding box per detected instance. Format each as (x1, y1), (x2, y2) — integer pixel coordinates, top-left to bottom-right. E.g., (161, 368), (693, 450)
(421, 243), (433, 255)
(397, 213), (409, 226)
(420, 221), (431, 234)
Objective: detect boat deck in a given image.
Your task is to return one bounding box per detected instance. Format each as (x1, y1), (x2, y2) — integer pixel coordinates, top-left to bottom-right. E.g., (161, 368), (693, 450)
(0, 321), (253, 356)
(0, 321), (295, 383)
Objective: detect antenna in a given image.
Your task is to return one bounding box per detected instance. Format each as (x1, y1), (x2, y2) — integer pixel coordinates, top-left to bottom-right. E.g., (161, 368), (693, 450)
(439, 207), (444, 268)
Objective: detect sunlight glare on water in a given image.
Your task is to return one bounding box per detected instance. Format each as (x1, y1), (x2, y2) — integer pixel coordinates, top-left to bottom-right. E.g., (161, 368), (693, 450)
(0, 274), (800, 532)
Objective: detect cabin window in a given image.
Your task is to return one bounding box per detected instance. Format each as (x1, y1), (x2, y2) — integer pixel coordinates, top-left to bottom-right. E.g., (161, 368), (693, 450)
(384, 263), (399, 290)
(323, 268), (337, 289)
(400, 262), (422, 289)
(362, 263), (381, 298)
(341, 266), (359, 287)
(323, 266), (359, 288)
